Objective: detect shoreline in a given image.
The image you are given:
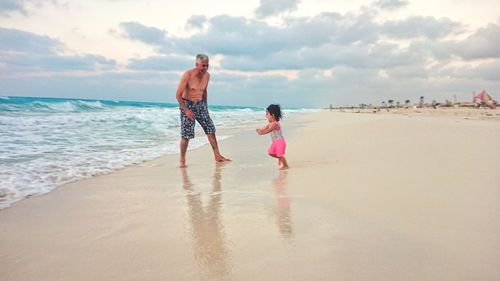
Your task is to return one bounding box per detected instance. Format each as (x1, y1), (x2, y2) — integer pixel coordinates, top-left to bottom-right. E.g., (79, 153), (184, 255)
(1, 111), (499, 281)
(0, 115), (290, 210)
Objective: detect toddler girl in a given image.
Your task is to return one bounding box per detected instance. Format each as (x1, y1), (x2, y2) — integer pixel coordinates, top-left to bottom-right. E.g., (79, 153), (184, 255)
(256, 104), (288, 170)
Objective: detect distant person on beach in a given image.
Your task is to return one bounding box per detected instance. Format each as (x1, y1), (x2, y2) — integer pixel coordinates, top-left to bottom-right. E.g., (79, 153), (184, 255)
(176, 54), (230, 168)
(256, 104), (288, 170)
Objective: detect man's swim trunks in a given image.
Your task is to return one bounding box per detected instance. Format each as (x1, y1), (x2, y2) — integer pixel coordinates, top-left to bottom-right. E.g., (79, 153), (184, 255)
(180, 99), (216, 139)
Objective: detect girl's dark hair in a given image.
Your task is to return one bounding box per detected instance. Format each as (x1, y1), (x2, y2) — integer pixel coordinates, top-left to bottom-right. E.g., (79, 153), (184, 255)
(266, 104), (283, 121)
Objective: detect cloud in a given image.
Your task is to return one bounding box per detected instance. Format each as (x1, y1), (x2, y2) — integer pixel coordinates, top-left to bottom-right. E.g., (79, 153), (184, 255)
(186, 15), (207, 30)
(373, 0), (408, 10)
(407, 38), (453, 60)
(0, 0), (27, 15)
(454, 23), (500, 60)
(385, 64), (430, 79)
(117, 11), (467, 73)
(382, 16), (463, 39)
(220, 41), (421, 71)
(120, 11), (464, 66)
(0, 28), (116, 74)
(0, 0), (64, 16)
(127, 55), (193, 71)
(407, 23), (500, 61)
(442, 60), (500, 81)
(255, 0), (300, 18)
(333, 10), (380, 44)
(1, 54), (115, 73)
(122, 13), (355, 57)
(0, 27), (61, 54)
(119, 22), (167, 45)
(173, 15), (293, 56)
(120, 16), (284, 56)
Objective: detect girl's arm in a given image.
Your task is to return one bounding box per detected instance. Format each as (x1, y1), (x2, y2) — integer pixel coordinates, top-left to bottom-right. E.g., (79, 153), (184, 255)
(256, 122), (277, 135)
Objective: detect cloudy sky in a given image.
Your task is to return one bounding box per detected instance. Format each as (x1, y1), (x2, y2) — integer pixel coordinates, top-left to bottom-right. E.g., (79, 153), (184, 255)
(0, 0), (499, 107)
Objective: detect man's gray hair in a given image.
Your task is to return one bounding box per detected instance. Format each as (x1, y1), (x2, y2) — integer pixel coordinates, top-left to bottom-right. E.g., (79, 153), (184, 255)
(196, 54), (209, 63)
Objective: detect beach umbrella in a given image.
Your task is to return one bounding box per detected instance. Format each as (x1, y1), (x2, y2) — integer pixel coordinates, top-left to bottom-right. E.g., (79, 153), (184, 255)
(473, 90), (493, 103)
(473, 90), (496, 108)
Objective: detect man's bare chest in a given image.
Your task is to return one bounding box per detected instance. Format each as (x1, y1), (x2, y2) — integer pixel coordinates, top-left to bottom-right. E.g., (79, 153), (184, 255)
(187, 74), (208, 91)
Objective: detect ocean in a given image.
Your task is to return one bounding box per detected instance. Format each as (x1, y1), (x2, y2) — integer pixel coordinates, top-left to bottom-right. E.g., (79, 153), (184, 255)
(0, 96), (318, 209)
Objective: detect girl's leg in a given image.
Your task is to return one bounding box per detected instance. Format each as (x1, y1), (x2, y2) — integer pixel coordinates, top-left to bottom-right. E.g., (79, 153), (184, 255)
(269, 153), (279, 159)
(279, 157), (289, 170)
(269, 154), (284, 168)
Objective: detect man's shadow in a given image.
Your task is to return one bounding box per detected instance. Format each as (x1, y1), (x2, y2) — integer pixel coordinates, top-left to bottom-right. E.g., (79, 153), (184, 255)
(272, 170), (293, 238)
(181, 163), (230, 279)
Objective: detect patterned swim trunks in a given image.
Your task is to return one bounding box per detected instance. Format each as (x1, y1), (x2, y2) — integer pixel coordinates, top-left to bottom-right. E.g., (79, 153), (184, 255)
(180, 99), (216, 139)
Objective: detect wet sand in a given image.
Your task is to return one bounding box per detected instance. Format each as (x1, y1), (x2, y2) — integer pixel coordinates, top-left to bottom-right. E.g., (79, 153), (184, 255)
(1, 111), (500, 281)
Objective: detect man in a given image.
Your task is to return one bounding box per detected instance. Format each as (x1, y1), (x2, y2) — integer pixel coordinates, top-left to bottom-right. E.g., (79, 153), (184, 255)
(176, 54), (230, 168)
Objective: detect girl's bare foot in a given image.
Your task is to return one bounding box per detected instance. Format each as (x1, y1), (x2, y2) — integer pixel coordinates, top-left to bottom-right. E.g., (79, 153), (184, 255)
(179, 161), (187, 168)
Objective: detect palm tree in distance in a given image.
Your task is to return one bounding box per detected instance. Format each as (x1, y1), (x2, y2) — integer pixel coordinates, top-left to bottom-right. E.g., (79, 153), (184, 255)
(388, 99), (394, 108)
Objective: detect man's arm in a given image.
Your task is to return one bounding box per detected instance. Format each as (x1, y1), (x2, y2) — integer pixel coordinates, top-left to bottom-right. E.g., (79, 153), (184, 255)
(176, 71), (194, 120)
(202, 73), (210, 103)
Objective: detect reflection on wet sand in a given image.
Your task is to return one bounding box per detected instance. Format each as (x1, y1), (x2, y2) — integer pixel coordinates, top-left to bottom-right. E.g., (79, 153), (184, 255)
(272, 170), (293, 238)
(181, 164), (231, 280)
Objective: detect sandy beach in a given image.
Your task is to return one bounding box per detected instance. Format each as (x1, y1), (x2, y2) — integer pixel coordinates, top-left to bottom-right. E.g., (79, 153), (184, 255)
(1, 110), (499, 281)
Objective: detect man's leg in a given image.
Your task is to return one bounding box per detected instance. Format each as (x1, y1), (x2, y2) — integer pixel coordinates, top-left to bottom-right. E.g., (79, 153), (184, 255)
(179, 138), (189, 168)
(207, 134), (230, 162)
(179, 101), (195, 168)
(195, 101), (230, 163)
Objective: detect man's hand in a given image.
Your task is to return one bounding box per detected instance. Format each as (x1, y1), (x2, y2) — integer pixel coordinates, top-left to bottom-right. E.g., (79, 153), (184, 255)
(185, 109), (195, 120)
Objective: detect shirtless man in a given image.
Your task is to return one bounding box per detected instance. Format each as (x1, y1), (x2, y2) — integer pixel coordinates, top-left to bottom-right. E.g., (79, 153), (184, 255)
(176, 54), (230, 168)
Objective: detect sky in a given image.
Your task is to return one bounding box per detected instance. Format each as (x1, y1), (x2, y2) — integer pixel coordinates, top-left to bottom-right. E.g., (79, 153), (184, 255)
(0, 0), (499, 108)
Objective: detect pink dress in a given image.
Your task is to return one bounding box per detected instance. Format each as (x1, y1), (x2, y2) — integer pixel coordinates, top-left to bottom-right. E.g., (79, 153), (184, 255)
(268, 122), (286, 157)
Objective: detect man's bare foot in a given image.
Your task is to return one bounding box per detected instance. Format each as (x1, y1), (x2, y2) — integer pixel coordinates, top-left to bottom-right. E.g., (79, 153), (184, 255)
(215, 155), (231, 162)
(179, 161), (187, 168)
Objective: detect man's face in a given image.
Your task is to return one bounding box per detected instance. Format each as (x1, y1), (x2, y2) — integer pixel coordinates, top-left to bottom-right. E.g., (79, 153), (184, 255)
(196, 60), (209, 74)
